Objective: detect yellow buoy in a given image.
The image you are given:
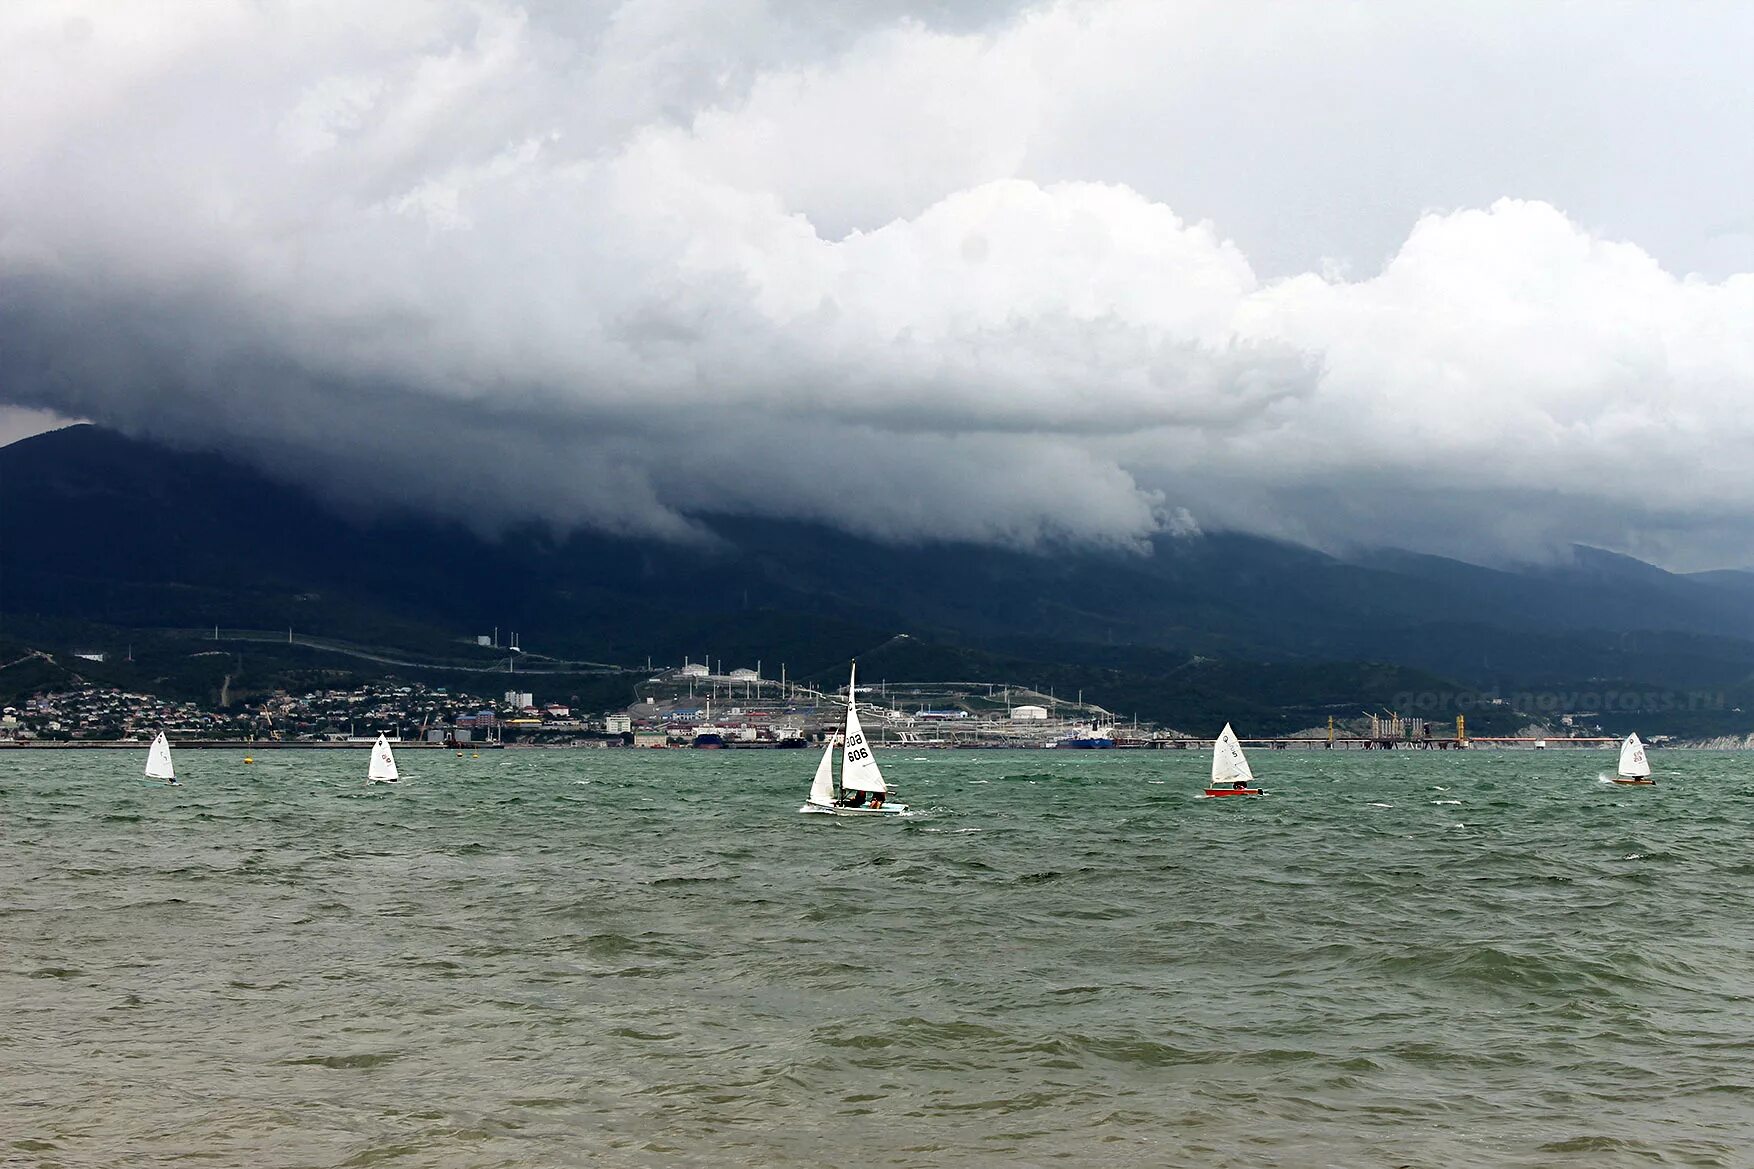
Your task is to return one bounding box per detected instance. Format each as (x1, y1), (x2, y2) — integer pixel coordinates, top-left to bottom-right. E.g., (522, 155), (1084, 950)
(243, 756), (254, 764)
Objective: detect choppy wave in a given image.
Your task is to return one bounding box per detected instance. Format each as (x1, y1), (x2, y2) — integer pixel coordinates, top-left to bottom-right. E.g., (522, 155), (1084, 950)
(3, 747), (1753, 1166)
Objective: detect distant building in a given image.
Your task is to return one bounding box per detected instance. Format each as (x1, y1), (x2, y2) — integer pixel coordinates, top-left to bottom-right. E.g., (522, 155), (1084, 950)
(1010, 705), (1049, 721)
(605, 714), (632, 734)
(728, 668), (759, 681)
(634, 730), (667, 748)
(477, 635), (492, 646)
(678, 663), (709, 678)
(505, 690), (534, 708)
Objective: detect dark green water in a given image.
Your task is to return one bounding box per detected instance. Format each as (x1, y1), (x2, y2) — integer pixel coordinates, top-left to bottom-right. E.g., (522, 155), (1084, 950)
(4, 748), (1753, 1167)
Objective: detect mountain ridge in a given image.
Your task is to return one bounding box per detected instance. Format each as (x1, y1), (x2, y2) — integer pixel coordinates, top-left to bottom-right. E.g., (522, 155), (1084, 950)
(4, 424), (1752, 734)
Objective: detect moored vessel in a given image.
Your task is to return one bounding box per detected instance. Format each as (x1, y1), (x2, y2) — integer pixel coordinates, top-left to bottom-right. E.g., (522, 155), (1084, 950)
(1054, 723), (1116, 749)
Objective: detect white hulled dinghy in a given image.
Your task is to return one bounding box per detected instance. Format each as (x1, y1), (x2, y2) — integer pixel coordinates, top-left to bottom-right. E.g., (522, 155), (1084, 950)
(1612, 732), (1654, 786)
(144, 731), (177, 785)
(1204, 723), (1261, 797)
(367, 732), (400, 785)
(800, 662), (908, 816)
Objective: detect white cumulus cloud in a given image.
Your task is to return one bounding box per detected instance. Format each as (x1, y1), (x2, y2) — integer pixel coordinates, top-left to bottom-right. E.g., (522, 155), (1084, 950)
(1, 0), (1750, 566)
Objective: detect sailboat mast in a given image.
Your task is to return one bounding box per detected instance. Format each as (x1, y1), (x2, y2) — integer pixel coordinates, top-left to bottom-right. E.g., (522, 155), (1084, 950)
(843, 659), (855, 792)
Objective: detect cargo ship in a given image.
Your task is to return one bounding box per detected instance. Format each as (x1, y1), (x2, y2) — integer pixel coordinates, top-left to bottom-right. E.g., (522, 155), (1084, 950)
(1053, 723), (1115, 749)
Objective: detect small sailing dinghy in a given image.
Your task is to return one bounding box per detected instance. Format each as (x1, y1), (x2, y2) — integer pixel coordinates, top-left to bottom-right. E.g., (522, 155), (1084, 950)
(800, 663), (908, 816)
(1612, 732), (1654, 785)
(367, 732), (400, 785)
(1205, 723), (1261, 796)
(144, 731), (177, 785)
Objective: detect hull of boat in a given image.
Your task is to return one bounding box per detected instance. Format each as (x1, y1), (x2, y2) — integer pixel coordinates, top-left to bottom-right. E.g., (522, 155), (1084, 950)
(1611, 778), (1655, 785)
(800, 800), (909, 816)
(367, 778), (399, 785)
(1203, 788), (1261, 797)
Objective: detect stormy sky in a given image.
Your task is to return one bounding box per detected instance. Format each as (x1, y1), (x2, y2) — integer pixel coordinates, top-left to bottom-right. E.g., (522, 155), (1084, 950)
(3, 1), (1752, 567)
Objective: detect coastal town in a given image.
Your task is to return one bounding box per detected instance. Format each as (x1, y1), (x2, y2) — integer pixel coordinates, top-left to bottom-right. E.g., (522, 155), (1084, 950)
(1, 660), (1625, 751)
(0, 668), (1112, 749)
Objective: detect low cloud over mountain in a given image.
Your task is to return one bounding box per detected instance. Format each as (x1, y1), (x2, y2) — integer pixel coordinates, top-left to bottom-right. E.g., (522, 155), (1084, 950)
(3, 2), (1751, 565)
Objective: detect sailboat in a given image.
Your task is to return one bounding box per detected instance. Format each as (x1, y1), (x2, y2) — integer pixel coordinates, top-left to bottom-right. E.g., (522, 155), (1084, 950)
(144, 731), (177, 785)
(799, 662), (908, 816)
(1205, 723), (1261, 796)
(367, 732), (400, 785)
(1611, 732), (1654, 785)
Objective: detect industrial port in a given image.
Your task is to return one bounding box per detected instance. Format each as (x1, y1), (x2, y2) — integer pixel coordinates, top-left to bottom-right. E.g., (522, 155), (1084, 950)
(3, 648), (1630, 751)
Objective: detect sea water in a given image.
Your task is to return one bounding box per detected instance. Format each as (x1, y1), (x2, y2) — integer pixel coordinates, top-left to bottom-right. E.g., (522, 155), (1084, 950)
(4, 748), (1753, 1167)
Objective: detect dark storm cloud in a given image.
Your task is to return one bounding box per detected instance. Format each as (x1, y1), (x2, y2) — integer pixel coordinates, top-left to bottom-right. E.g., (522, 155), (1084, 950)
(2, 1), (1751, 565)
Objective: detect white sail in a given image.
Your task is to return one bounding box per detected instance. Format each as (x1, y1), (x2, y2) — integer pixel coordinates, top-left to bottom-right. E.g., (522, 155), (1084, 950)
(144, 732), (175, 781)
(808, 740), (837, 806)
(368, 732), (399, 782)
(1618, 732), (1651, 778)
(1211, 723), (1254, 786)
(840, 663), (886, 794)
